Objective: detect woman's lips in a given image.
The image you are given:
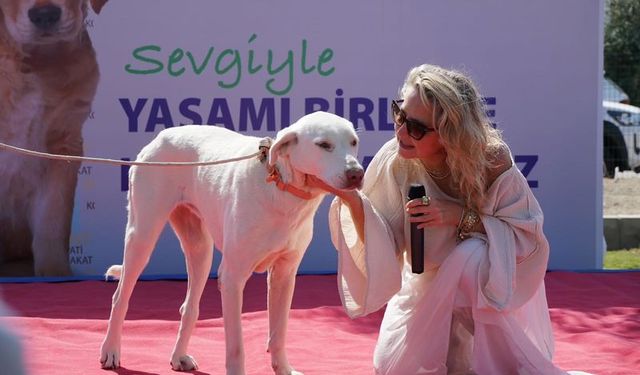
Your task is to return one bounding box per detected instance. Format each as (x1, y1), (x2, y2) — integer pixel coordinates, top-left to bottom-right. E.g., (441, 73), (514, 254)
(397, 138), (414, 150)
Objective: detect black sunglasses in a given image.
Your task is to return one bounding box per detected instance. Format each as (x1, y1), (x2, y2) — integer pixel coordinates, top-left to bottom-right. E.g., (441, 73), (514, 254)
(391, 99), (435, 140)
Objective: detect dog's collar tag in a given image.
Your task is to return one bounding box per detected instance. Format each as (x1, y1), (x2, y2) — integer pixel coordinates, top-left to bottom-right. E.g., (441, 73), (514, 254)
(266, 166), (313, 200)
(257, 137), (273, 163)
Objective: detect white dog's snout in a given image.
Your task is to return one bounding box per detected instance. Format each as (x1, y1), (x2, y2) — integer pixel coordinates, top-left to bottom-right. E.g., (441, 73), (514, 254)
(345, 166), (364, 188)
(341, 154), (364, 189)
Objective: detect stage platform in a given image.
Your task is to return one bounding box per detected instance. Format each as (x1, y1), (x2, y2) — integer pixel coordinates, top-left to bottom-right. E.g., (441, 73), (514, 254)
(0, 271), (638, 375)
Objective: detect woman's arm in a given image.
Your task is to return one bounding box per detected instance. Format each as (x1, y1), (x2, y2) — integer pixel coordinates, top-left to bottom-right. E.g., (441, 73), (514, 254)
(337, 190), (365, 242)
(405, 145), (513, 237)
(307, 176), (365, 241)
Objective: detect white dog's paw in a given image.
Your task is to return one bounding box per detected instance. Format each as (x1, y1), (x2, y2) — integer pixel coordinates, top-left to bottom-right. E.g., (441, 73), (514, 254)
(100, 337), (121, 369)
(272, 364), (303, 375)
(99, 349), (120, 369)
(171, 354), (199, 371)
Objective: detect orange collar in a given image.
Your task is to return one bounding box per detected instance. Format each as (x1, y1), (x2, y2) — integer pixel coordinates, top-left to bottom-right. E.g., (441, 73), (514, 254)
(266, 166), (313, 200)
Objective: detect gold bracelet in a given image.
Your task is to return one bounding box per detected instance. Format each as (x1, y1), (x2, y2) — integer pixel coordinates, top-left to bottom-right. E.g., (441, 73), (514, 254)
(457, 209), (480, 241)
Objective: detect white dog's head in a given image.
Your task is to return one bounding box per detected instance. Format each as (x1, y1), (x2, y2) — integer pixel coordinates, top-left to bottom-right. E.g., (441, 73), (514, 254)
(0, 0), (107, 46)
(268, 111), (364, 191)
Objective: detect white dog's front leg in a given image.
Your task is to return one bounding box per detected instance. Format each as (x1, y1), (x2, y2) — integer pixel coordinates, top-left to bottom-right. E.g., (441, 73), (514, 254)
(219, 265), (251, 375)
(267, 255), (304, 375)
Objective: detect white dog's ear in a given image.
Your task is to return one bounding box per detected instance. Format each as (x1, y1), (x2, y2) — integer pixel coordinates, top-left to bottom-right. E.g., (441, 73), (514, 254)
(90, 0), (108, 14)
(268, 129), (298, 167)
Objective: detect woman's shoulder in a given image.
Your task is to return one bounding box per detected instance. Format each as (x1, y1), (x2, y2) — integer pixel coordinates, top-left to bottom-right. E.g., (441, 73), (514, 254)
(378, 138), (399, 157)
(486, 143), (514, 186)
(363, 138), (416, 191)
(369, 139), (401, 170)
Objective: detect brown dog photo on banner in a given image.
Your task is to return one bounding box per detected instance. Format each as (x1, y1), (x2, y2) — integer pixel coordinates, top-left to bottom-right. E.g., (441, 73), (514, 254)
(0, 0), (108, 276)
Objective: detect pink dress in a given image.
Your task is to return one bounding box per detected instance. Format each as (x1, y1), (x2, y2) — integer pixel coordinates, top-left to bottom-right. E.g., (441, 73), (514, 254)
(329, 139), (568, 374)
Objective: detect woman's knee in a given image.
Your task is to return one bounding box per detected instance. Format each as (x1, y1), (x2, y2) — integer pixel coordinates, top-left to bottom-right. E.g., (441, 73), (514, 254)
(455, 239), (487, 298)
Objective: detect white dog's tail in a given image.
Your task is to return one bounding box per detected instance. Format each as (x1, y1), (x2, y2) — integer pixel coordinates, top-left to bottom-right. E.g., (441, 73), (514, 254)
(105, 265), (123, 280)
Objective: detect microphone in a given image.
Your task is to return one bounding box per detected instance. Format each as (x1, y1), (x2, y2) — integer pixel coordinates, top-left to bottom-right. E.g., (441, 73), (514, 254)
(408, 184), (426, 274)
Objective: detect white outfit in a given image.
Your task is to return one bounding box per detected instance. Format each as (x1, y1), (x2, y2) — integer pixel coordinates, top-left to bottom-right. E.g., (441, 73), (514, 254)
(329, 139), (567, 375)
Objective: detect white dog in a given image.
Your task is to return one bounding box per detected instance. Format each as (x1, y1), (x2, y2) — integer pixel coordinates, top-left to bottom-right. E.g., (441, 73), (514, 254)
(100, 111), (364, 375)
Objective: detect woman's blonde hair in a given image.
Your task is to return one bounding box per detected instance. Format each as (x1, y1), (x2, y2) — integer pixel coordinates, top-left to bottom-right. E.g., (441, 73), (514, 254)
(401, 64), (506, 211)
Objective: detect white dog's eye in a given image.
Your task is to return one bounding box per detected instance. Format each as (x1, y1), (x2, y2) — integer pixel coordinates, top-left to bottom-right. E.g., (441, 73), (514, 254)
(351, 139), (358, 147)
(316, 141), (334, 151)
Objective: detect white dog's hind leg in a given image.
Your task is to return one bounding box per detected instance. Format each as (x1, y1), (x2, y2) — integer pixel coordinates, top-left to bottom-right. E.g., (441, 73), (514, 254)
(168, 205), (214, 371)
(267, 253), (305, 375)
(100, 181), (174, 369)
(100, 229), (165, 368)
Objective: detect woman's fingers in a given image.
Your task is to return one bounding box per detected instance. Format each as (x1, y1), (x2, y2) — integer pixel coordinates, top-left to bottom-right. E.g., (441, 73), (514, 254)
(406, 198), (429, 208)
(407, 197), (461, 227)
(406, 197), (432, 216)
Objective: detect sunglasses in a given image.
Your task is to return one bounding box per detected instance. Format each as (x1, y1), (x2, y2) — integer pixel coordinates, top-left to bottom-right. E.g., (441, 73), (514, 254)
(391, 99), (435, 140)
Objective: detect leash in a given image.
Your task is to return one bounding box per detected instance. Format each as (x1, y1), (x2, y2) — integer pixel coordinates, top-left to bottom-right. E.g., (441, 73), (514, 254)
(0, 138), (314, 199)
(0, 140), (269, 167)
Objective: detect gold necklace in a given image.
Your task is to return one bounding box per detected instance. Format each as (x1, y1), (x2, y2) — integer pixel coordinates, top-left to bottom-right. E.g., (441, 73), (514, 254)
(423, 163), (450, 180)
(426, 168), (450, 180)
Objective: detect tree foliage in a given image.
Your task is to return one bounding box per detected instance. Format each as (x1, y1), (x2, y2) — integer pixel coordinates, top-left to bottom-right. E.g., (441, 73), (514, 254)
(605, 0), (640, 105)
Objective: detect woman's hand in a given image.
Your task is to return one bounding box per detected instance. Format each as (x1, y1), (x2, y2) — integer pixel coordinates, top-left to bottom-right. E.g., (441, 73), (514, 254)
(307, 174), (365, 241)
(406, 197), (464, 229)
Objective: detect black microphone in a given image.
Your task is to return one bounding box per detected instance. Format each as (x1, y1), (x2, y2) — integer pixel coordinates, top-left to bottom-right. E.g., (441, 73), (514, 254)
(408, 184), (426, 274)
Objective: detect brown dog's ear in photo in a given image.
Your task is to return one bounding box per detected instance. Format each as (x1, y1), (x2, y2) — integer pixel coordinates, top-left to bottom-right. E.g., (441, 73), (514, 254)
(90, 0), (108, 14)
(268, 129), (298, 167)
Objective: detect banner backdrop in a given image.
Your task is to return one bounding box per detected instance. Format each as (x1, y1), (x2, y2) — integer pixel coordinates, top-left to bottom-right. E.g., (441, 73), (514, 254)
(67, 0), (603, 276)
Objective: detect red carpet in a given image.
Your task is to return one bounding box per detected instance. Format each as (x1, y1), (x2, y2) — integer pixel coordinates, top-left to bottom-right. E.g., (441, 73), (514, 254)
(0, 271), (638, 375)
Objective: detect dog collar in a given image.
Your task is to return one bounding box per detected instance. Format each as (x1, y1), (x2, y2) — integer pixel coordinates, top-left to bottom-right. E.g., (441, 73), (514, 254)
(258, 137), (313, 200)
(266, 166), (313, 200)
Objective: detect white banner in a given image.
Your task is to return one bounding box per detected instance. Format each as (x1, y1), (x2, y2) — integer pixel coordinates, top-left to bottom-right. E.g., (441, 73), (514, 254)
(67, 0), (603, 275)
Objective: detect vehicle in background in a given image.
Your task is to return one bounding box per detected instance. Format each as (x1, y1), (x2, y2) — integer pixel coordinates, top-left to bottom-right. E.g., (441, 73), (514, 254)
(603, 76), (630, 104)
(602, 77), (640, 177)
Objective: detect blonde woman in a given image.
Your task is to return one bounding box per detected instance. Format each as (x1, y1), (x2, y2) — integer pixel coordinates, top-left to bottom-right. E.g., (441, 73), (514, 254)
(309, 64), (581, 374)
